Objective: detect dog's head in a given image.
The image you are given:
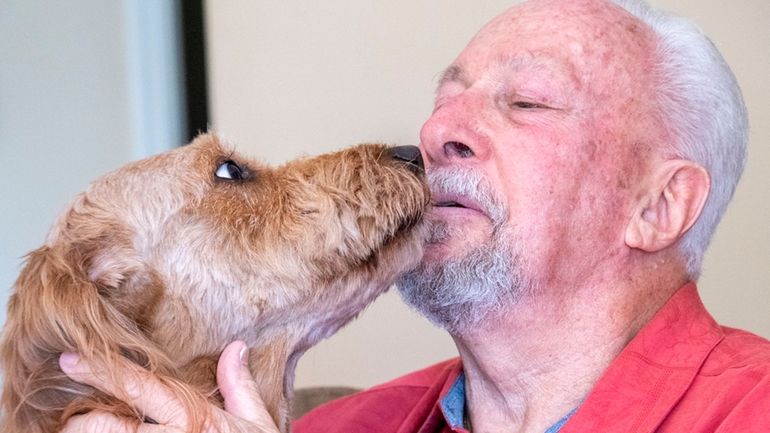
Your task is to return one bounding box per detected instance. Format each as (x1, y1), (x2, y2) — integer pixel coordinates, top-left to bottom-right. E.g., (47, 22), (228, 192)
(41, 133), (429, 356)
(1, 134), (429, 432)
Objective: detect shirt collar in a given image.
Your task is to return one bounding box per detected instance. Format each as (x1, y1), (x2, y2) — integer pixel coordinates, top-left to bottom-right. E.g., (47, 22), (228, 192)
(439, 371), (466, 429)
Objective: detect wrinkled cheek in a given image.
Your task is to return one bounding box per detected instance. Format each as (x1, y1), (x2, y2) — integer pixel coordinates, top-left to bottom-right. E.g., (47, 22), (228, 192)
(534, 176), (622, 254)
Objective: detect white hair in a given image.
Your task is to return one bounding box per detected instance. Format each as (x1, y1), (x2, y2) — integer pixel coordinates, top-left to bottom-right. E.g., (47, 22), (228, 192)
(612, 0), (749, 278)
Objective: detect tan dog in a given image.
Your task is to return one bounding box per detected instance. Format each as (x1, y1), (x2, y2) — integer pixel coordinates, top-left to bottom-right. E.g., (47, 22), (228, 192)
(0, 134), (429, 433)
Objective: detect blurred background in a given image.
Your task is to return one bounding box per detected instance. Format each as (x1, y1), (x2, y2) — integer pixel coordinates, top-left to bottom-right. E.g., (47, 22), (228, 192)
(1, 0), (768, 390)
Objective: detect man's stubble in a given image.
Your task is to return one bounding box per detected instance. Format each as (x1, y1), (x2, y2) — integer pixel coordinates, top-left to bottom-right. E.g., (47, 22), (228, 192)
(396, 167), (534, 335)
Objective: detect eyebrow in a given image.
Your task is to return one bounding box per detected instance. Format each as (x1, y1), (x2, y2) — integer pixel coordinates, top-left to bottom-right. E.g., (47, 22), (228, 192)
(437, 65), (465, 88)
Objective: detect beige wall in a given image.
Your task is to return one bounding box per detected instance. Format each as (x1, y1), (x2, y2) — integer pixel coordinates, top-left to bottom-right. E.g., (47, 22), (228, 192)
(205, 0), (770, 389)
(0, 1), (134, 326)
(0, 1), (184, 328)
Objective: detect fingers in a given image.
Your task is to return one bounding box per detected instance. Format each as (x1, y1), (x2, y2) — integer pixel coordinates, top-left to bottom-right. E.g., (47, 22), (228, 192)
(217, 341), (279, 431)
(59, 352), (188, 427)
(59, 410), (174, 433)
(58, 343), (281, 433)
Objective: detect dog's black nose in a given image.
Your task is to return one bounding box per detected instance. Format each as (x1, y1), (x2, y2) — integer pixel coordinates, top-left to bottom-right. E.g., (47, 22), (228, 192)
(388, 145), (424, 173)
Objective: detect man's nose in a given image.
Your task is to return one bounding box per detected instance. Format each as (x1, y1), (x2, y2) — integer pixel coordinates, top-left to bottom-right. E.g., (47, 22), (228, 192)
(419, 94), (490, 167)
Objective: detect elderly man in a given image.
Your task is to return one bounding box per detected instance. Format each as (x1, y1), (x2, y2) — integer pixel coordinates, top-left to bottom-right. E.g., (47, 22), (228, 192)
(60, 0), (769, 432)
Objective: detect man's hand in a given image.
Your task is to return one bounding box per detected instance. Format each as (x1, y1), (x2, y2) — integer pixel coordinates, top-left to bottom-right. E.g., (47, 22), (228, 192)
(58, 341), (280, 433)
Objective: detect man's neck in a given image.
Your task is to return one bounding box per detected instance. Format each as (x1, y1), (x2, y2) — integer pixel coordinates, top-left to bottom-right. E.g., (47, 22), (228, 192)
(453, 275), (686, 433)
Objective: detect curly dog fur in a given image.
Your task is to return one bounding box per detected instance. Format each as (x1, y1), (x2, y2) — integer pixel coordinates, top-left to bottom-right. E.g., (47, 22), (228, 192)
(0, 134), (429, 433)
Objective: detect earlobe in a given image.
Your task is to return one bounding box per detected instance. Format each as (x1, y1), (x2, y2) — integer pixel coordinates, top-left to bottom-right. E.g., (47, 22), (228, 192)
(625, 160), (710, 253)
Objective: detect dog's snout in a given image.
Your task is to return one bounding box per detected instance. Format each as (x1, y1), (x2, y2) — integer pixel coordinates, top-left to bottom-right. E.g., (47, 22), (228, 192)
(388, 145), (424, 173)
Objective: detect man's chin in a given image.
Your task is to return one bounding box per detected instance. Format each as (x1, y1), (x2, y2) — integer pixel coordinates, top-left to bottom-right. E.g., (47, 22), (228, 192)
(420, 241), (454, 264)
(395, 264), (507, 336)
(420, 226), (490, 263)
(396, 235), (532, 335)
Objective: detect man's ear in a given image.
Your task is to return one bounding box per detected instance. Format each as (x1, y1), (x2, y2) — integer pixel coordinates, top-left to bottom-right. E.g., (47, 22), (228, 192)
(625, 159), (710, 252)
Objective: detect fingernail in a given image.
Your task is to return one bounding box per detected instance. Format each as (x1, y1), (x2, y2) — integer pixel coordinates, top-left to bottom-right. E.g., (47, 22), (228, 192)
(59, 352), (80, 371)
(239, 345), (249, 366)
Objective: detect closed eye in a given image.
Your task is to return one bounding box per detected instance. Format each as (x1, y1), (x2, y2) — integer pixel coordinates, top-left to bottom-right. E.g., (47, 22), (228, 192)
(510, 101), (550, 109)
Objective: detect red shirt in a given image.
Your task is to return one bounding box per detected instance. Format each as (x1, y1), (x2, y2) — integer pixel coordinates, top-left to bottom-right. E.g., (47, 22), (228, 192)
(294, 283), (770, 432)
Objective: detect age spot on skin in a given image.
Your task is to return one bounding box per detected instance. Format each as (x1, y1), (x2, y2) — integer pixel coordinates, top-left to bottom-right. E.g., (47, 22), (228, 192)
(616, 177), (629, 190)
(584, 140), (598, 160)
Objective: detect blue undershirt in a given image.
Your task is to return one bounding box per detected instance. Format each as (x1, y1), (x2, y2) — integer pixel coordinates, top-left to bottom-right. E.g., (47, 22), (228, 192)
(440, 372), (577, 432)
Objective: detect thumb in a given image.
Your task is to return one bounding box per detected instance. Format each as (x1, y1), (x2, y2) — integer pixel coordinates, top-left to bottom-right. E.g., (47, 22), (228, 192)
(217, 341), (277, 429)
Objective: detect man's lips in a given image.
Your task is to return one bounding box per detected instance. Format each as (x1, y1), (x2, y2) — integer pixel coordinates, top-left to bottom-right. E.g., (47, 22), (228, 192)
(430, 193), (486, 216)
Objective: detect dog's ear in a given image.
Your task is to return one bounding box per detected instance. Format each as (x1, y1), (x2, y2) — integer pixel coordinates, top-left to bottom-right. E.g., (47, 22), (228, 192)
(84, 234), (166, 332)
(0, 237), (171, 432)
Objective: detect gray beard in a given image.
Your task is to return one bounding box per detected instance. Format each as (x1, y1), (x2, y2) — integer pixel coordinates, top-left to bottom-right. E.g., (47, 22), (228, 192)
(396, 168), (533, 335)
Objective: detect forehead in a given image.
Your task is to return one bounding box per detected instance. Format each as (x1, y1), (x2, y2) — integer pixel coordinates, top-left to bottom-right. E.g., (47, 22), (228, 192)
(452, 0), (655, 95)
(439, 53), (582, 92)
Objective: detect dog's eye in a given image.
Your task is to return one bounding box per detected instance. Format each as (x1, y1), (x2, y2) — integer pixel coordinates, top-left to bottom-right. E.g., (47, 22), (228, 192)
(215, 160), (245, 181)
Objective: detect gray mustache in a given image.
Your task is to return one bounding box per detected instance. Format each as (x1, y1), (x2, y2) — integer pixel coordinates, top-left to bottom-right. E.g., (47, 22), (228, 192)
(427, 167), (508, 228)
